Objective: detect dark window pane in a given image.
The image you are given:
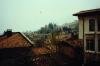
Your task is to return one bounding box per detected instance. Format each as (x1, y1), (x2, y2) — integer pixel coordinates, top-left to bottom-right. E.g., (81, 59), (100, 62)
(89, 19), (95, 31)
(86, 39), (95, 51)
(97, 18), (100, 31)
(98, 38), (100, 51)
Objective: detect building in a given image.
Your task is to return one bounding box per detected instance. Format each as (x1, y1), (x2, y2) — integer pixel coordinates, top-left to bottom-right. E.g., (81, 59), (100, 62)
(73, 8), (100, 64)
(0, 29), (34, 66)
(0, 29), (34, 48)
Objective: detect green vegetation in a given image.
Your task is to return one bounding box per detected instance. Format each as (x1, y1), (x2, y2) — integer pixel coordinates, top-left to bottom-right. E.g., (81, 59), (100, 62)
(35, 20), (78, 34)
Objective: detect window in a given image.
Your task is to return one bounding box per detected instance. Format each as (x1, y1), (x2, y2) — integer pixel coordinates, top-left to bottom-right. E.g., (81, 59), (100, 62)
(86, 38), (95, 51)
(98, 38), (100, 52)
(98, 35), (100, 52)
(97, 18), (100, 31)
(89, 19), (95, 31)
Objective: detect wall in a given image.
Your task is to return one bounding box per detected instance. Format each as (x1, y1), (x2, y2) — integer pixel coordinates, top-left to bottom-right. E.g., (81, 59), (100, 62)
(78, 17), (83, 39)
(0, 47), (33, 66)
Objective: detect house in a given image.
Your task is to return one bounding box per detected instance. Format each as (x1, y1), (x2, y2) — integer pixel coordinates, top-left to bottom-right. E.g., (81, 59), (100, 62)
(0, 29), (34, 66)
(73, 8), (100, 64)
(0, 29), (34, 48)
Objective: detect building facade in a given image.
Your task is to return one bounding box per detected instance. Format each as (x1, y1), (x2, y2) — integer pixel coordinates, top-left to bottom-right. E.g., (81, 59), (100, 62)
(73, 8), (100, 53)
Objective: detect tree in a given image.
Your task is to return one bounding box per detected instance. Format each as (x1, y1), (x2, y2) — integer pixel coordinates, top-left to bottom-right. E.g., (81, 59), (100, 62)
(36, 23), (58, 34)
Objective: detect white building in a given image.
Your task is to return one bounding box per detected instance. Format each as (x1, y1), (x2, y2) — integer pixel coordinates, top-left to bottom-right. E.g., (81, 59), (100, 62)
(73, 8), (100, 53)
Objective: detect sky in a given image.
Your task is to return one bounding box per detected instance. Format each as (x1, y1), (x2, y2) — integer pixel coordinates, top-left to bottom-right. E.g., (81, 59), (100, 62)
(0, 0), (100, 33)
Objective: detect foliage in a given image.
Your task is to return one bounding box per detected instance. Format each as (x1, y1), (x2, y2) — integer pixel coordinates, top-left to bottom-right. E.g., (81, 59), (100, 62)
(24, 20), (79, 44)
(35, 20), (78, 34)
(36, 23), (67, 34)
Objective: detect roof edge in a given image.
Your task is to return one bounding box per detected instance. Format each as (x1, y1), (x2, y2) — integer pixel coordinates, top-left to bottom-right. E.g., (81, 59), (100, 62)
(73, 8), (100, 16)
(19, 32), (35, 46)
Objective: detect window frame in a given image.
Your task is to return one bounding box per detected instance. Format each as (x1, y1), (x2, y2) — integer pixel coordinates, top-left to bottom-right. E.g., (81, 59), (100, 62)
(98, 35), (100, 52)
(85, 35), (95, 51)
(86, 38), (95, 51)
(89, 19), (95, 32)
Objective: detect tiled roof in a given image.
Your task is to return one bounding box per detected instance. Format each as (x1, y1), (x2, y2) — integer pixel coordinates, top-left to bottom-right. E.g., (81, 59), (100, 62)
(32, 47), (50, 56)
(0, 32), (34, 48)
(18, 32), (34, 45)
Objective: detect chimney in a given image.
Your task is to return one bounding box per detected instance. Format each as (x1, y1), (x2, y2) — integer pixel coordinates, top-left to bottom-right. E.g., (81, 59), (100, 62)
(4, 29), (12, 37)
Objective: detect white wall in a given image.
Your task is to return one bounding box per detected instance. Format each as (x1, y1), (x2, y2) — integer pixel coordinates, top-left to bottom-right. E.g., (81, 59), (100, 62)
(78, 17), (83, 39)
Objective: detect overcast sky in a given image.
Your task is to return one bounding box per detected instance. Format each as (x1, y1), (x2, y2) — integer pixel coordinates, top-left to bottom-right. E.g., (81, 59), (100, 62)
(0, 0), (100, 33)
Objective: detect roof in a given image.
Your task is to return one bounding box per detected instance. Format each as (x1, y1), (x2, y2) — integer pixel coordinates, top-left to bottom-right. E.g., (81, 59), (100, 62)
(18, 32), (34, 45)
(32, 47), (50, 56)
(73, 8), (100, 16)
(0, 31), (34, 48)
